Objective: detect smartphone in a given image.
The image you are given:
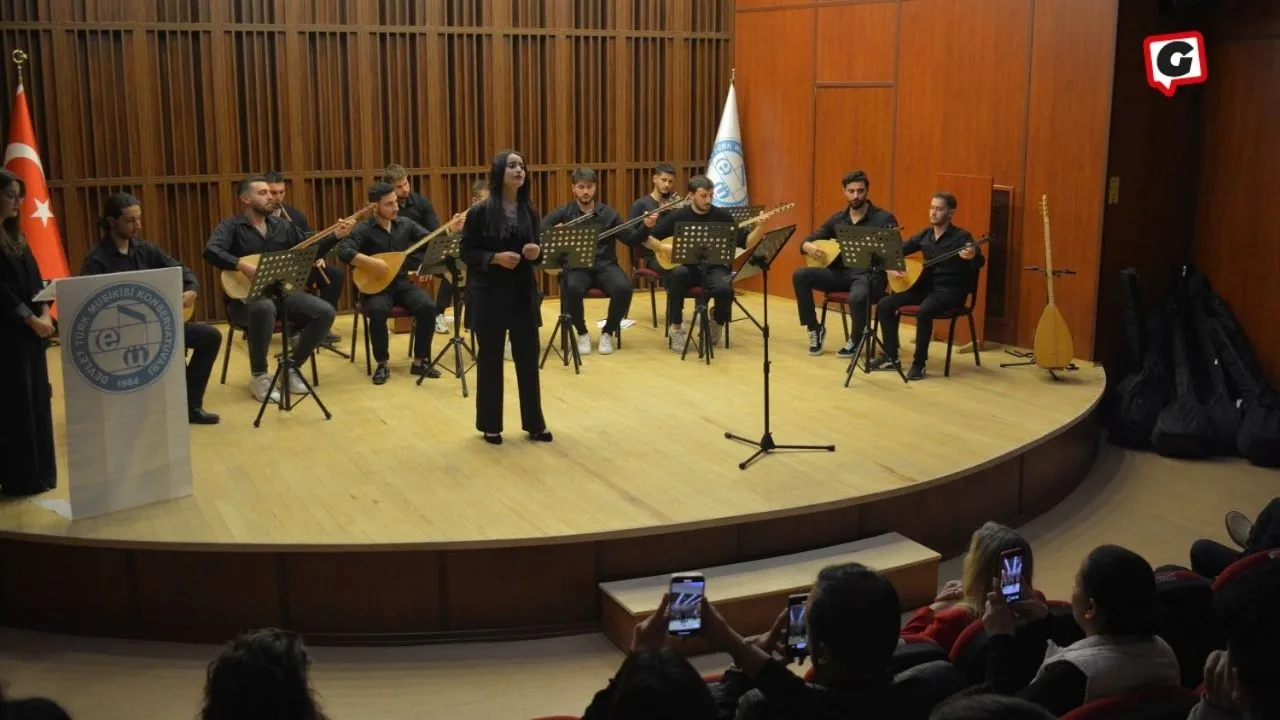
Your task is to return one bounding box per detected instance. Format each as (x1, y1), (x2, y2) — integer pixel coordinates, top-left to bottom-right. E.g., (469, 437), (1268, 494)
(786, 593), (809, 659)
(999, 548), (1026, 603)
(667, 572), (706, 637)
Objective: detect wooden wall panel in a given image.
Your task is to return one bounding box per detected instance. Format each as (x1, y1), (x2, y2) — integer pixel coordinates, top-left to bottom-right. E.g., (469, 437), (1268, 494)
(1194, 5), (1280, 387)
(816, 3), (898, 85)
(0, 0), (731, 321)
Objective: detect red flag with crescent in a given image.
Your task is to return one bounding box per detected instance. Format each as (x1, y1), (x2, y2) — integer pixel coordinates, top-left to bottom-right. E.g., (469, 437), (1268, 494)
(4, 82), (70, 293)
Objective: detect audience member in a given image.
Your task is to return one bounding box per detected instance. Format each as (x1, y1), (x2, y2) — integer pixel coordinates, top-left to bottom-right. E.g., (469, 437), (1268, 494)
(982, 544), (1179, 716)
(903, 522), (1036, 653)
(0, 696), (72, 720)
(1190, 499), (1280, 579)
(1187, 561), (1280, 720)
(929, 694), (1054, 720)
(200, 628), (329, 720)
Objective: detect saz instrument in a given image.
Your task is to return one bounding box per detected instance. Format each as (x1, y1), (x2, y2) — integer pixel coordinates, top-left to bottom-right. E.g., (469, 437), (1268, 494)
(887, 233), (990, 295)
(1032, 195), (1075, 370)
(653, 202), (795, 271)
(544, 194), (687, 275)
(220, 203), (376, 300)
(351, 207), (473, 295)
(804, 239), (842, 269)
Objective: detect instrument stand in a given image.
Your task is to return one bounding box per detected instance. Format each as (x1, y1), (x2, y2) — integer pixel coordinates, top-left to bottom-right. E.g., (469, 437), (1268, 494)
(249, 248), (332, 427)
(832, 228), (909, 387)
(725, 225), (836, 470)
(1000, 265), (1080, 379)
(421, 247), (476, 394)
(671, 221), (738, 366)
(537, 225), (598, 375)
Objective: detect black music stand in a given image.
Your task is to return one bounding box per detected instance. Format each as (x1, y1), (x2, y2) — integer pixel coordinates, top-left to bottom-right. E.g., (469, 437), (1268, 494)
(726, 225), (836, 470)
(723, 205), (763, 333)
(835, 227), (910, 387)
(538, 225), (599, 374)
(418, 234), (476, 393)
(290, 222), (349, 360)
(671, 221), (738, 365)
(248, 247), (332, 427)
(1001, 265), (1080, 373)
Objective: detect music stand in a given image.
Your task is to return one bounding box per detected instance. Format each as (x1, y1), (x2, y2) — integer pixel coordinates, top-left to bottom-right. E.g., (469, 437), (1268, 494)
(723, 206), (764, 333)
(417, 233), (477, 393)
(248, 247), (332, 427)
(725, 225), (836, 470)
(671, 221), (738, 365)
(831, 227), (910, 387)
(537, 225), (599, 374)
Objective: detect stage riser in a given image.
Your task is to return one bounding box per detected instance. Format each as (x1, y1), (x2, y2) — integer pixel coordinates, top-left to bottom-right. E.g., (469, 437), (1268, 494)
(0, 422), (1097, 646)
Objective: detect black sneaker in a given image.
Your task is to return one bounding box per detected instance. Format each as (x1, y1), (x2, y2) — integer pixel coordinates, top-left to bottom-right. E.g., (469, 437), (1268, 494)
(372, 363), (390, 385)
(868, 354), (900, 371)
(323, 331), (342, 346)
(906, 364), (927, 381)
(411, 362), (441, 379)
(836, 339), (857, 359)
(807, 327), (826, 356)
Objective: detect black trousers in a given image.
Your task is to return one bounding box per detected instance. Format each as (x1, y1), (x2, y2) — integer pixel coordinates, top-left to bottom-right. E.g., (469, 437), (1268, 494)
(1191, 497), (1280, 578)
(309, 264), (344, 309)
(792, 267), (885, 340)
(474, 290), (545, 435)
(563, 264), (633, 335)
(362, 276), (438, 363)
(436, 277), (456, 311)
(876, 282), (965, 367)
(228, 292), (336, 375)
(666, 264), (732, 326)
(184, 322), (222, 410)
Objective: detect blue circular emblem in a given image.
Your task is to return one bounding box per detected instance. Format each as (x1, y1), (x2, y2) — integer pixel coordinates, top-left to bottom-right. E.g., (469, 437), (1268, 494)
(68, 281), (178, 394)
(709, 138), (748, 207)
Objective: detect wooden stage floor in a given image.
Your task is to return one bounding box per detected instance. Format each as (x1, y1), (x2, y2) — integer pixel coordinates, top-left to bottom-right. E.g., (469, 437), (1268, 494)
(0, 291), (1104, 550)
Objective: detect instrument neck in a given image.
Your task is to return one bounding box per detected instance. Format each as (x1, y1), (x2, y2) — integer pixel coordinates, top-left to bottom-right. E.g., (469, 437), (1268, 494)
(405, 223), (450, 256)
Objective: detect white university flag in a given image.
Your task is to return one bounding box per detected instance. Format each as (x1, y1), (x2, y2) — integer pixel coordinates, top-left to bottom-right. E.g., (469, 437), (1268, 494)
(706, 82), (748, 207)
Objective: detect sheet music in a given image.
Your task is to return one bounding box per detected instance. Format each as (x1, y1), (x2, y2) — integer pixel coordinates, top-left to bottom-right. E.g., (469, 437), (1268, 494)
(32, 279), (57, 303)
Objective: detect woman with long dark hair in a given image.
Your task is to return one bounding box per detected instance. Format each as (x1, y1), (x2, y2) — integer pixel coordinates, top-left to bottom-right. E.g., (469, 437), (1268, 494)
(200, 628), (328, 720)
(460, 150), (551, 444)
(0, 168), (56, 497)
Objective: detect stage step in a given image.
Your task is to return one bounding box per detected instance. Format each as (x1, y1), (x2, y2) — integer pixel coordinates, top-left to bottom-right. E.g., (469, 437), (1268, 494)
(599, 532), (941, 655)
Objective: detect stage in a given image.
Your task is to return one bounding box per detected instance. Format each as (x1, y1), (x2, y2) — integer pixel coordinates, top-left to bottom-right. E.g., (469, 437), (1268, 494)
(0, 291), (1104, 644)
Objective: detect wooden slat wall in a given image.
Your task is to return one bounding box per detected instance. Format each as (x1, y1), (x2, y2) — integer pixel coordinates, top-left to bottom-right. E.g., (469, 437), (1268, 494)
(0, 0), (731, 320)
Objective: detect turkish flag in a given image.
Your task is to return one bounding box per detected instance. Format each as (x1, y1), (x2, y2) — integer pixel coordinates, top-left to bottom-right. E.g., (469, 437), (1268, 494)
(4, 82), (70, 294)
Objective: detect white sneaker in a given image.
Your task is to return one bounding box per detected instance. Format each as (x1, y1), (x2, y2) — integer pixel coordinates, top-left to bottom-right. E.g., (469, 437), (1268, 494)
(708, 317), (724, 346)
(250, 373), (281, 404)
(504, 340), (513, 361)
(434, 314), (449, 334)
(598, 333), (614, 355)
(670, 326), (688, 353)
(288, 369), (310, 396)
(577, 332), (592, 357)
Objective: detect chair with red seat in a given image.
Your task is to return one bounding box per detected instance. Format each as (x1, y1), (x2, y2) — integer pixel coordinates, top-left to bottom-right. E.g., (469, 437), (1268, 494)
(583, 286), (622, 348)
(895, 266), (984, 377)
(1212, 548), (1280, 591)
(1059, 684), (1199, 720)
(819, 290), (852, 342)
(629, 246), (661, 328)
(950, 599), (1077, 687)
(1152, 566), (1223, 687)
(349, 301), (417, 376)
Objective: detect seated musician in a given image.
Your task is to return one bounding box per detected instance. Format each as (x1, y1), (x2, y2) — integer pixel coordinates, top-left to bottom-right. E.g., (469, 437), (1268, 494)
(627, 163), (678, 278)
(82, 192), (223, 425)
(871, 192), (983, 381)
(793, 170), (898, 357)
(635, 175), (750, 353)
(338, 182), (461, 385)
(541, 167), (647, 356)
(265, 170), (343, 346)
(384, 163), (454, 336)
(203, 176), (348, 403)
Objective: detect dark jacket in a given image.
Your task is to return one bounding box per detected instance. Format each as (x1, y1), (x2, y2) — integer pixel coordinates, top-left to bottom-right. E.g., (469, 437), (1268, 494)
(203, 214), (306, 270)
(803, 202), (899, 276)
(81, 237), (199, 292)
(461, 204), (542, 329)
(901, 224), (985, 294)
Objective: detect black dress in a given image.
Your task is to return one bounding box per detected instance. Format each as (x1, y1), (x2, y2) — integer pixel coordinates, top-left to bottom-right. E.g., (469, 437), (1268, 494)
(0, 243), (56, 496)
(460, 205), (546, 435)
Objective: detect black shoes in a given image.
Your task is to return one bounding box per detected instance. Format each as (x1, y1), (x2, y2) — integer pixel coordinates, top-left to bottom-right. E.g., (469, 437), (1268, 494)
(188, 407), (220, 425)
(906, 364), (927, 381)
(411, 363), (441, 379)
(373, 363), (390, 385)
(528, 430), (554, 443)
(807, 326), (826, 356)
(836, 339), (857, 359)
(868, 354), (900, 371)
(483, 433), (503, 445)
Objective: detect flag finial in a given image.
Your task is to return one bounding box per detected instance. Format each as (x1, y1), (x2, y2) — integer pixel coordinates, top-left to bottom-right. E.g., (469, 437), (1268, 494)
(730, 67), (735, 84)
(11, 49), (27, 85)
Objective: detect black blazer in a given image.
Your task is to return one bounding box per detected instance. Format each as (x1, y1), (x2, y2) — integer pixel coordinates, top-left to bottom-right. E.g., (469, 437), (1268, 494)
(460, 205), (542, 330)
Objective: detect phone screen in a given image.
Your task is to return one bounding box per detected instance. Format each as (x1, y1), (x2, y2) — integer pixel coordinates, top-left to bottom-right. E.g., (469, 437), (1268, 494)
(787, 596), (808, 656)
(668, 577), (705, 635)
(1000, 551), (1025, 603)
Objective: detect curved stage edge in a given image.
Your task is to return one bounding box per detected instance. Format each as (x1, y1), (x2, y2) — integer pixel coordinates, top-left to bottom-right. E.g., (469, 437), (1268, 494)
(0, 419), (1100, 646)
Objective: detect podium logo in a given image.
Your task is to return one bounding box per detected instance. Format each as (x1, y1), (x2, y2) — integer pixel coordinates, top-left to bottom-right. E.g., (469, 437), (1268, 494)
(1144, 31), (1208, 97)
(69, 281), (178, 394)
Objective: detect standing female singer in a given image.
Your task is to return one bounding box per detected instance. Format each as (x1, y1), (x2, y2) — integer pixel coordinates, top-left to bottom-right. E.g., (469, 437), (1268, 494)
(0, 168), (56, 496)
(461, 150), (551, 444)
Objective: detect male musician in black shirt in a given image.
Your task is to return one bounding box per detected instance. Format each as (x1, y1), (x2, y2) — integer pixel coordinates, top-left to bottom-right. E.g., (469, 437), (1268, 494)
(338, 182), (455, 385)
(636, 175), (750, 354)
(627, 163), (677, 275)
(82, 192), (223, 424)
(383, 163), (456, 336)
(872, 192), (983, 381)
(793, 171), (898, 358)
(203, 176), (349, 403)
(541, 167), (645, 356)
(264, 170), (344, 321)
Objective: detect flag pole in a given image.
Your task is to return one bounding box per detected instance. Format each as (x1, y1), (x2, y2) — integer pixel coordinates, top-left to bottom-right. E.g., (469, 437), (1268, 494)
(12, 49), (27, 85)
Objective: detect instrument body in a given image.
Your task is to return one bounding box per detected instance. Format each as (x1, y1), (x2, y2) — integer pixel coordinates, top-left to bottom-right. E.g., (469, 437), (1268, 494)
(804, 239), (841, 269)
(351, 206), (474, 295)
(652, 202), (795, 271)
(182, 303), (195, 321)
(886, 234), (990, 294)
(1032, 195), (1075, 369)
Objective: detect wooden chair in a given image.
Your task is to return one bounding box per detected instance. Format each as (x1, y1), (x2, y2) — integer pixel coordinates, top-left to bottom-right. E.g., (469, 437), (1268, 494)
(349, 301), (416, 376)
(895, 267), (984, 377)
(628, 246), (661, 328)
